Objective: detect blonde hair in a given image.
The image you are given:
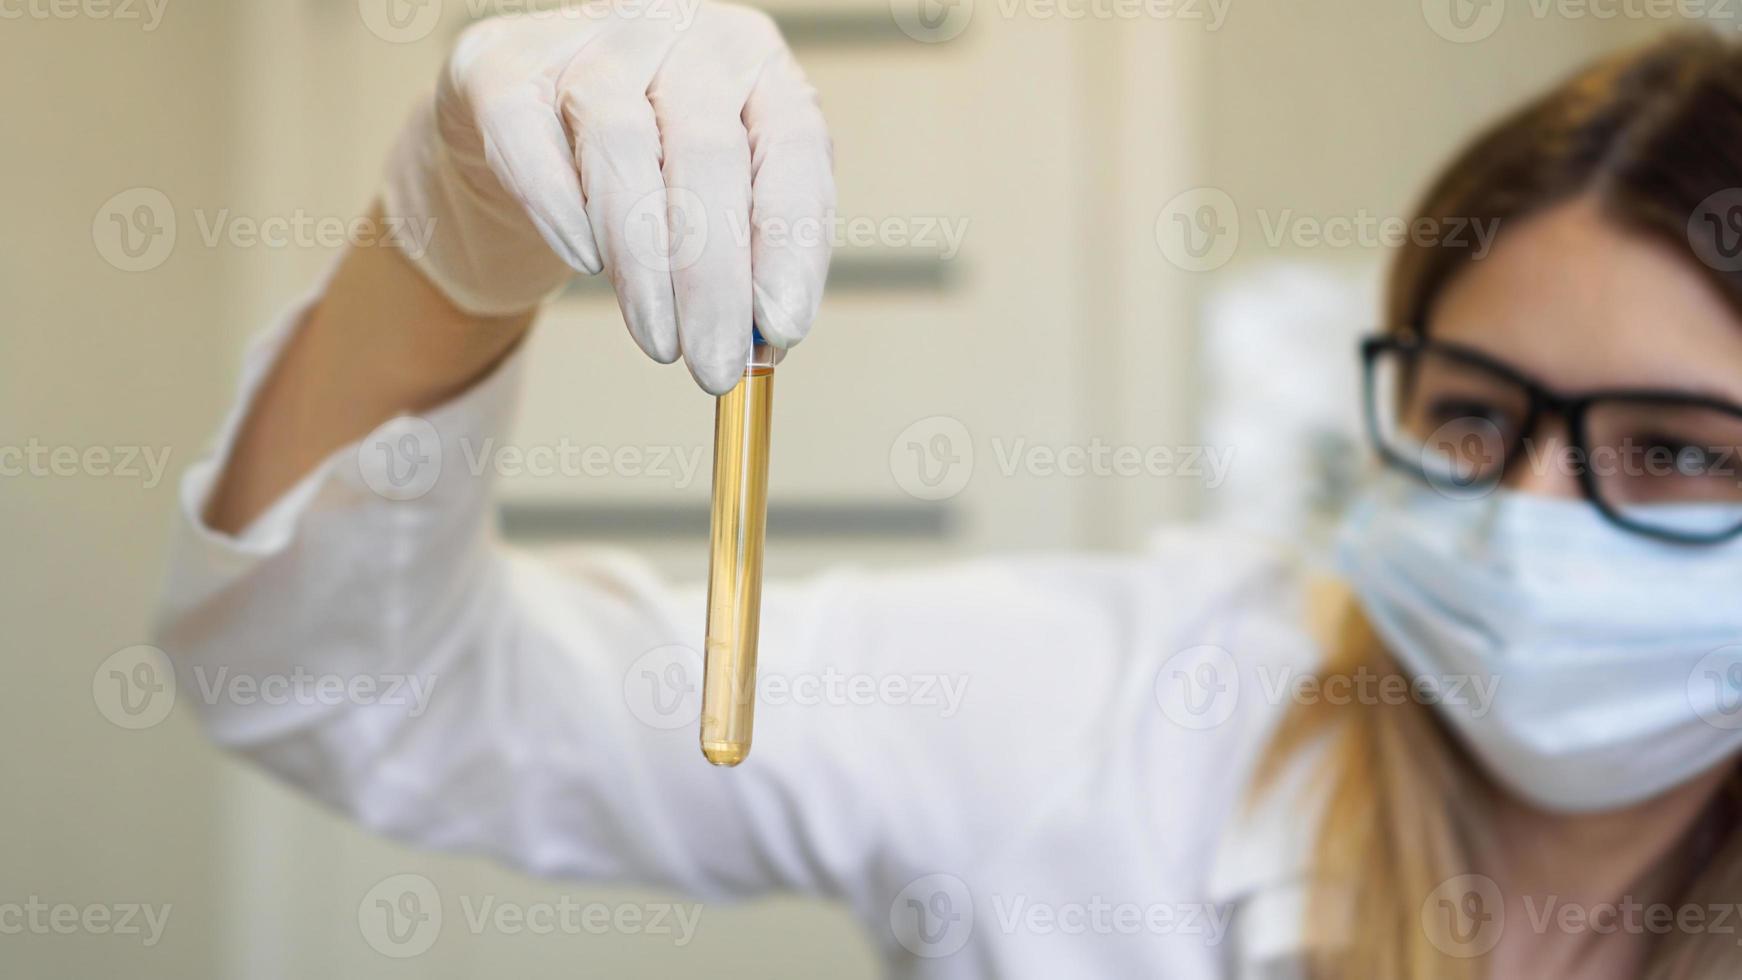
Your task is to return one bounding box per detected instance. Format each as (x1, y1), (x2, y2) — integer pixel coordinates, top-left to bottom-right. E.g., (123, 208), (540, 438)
(1254, 32), (1742, 976)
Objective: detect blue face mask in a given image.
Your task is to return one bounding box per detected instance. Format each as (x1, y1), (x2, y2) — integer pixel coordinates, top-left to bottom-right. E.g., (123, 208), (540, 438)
(1336, 473), (1742, 813)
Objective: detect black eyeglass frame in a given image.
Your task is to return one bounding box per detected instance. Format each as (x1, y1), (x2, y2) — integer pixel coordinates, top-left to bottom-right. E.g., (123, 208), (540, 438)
(1360, 333), (1742, 546)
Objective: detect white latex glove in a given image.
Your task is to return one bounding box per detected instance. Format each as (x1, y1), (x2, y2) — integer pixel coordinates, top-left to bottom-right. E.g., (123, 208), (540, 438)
(383, 2), (835, 394)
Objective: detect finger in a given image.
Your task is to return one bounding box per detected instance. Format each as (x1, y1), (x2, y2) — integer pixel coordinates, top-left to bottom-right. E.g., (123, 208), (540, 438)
(650, 31), (762, 394)
(558, 24), (684, 364)
(744, 48), (835, 349)
(453, 18), (607, 276)
(472, 92), (604, 277)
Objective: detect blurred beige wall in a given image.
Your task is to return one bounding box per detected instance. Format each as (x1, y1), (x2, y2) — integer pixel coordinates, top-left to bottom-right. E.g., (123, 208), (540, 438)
(1, 4), (241, 979)
(0, 2), (1703, 978)
(1204, 0), (1668, 275)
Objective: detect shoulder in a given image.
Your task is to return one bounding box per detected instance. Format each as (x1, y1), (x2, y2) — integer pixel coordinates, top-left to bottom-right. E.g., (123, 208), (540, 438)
(832, 526), (1330, 968)
(1123, 524), (1330, 892)
(1135, 523), (1327, 753)
(805, 523), (1323, 831)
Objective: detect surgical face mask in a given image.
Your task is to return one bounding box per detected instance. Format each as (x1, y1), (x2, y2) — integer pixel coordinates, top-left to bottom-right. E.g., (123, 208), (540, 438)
(1336, 473), (1742, 814)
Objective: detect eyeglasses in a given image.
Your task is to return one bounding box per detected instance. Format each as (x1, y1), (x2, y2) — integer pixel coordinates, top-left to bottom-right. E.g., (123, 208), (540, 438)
(1361, 334), (1742, 545)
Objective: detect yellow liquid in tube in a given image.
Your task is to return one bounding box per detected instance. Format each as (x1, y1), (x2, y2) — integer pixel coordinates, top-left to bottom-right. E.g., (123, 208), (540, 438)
(700, 342), (780, 766)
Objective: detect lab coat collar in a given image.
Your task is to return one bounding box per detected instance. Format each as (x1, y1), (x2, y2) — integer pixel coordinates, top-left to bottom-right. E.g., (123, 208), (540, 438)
(1206, 739), (1332, 968)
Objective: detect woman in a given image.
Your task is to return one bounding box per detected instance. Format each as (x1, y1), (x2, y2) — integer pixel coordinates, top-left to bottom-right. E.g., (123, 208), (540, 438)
(157, 6), (1742, 977)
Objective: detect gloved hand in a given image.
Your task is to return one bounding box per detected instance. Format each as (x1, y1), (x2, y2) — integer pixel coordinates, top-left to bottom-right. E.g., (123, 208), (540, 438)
(383, 2), (835, 394)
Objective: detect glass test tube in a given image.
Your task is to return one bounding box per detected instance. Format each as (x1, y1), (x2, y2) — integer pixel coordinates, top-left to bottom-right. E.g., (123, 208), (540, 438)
(700, 335), (782, 766)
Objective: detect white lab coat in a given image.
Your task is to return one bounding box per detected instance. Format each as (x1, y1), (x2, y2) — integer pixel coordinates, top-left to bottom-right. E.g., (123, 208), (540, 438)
(155, 294), (1330, 979)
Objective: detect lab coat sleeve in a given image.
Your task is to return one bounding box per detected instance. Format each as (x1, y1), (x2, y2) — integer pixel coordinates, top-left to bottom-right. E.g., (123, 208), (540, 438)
(154, 294), (1125, 906)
